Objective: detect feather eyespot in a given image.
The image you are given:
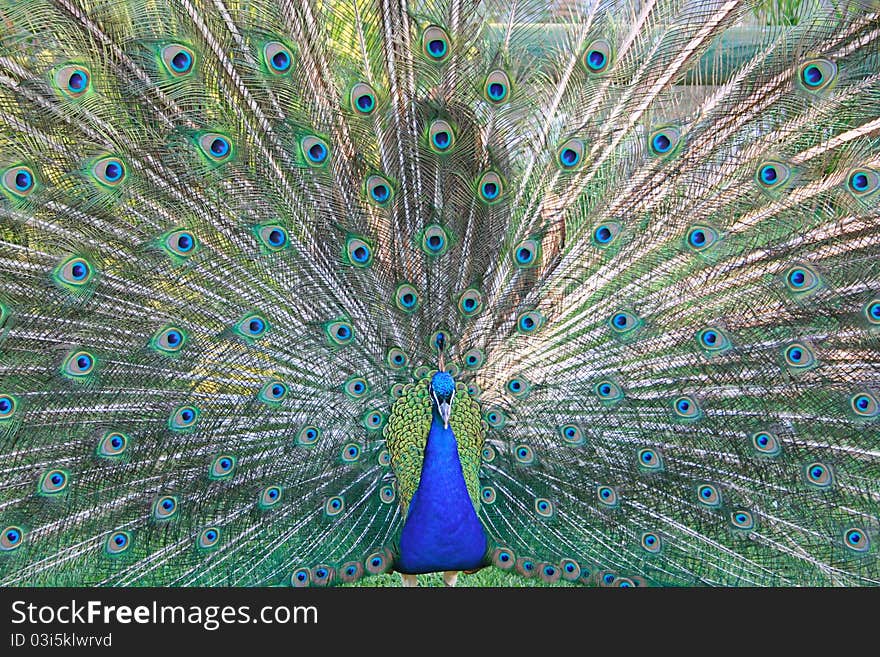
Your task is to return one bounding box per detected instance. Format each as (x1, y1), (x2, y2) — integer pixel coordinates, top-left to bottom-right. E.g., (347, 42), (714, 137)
(798, 58), (836, 92)
(593, 222), (621, 247)
(198, 527), (221, 550)
(582, 39), (611, 73)
(751, 430), (782, 456)
(153, 495), (178, 520)
(263, 42), (293, 73)
(844, 528), (870, 552)
(395, 283), (420, 313)
(421, 224), (449, 255)
(198, 133), (233, 162)
(260, 486), (282, 508)
(63, 350), (96, 378)
(597, 486), (618, 506)
(39, 468), (69, 495)
(350, 82), (376, 114)
(422, 26), (450, 62)
(98, 431), (128, 457)
(557, 139), (584, 170)
(161, 45), (195, 76)
(325, 495), (345, 516)
(2, 165), (36, 197)
(301, 135), (329, 166)
(0, 394), (18, 421)
(92, 157), (126, 186)
(169, 405), (199, 431)
(209, 455), (236, 480)
(55, 65), (90, 98)
(297, 425), (321, 446)
(366, 175), (393, 205)
(484, 70), (511, 103)
(648, 126), (681, 157)
(104, 530), (130, 555)
(641, 532), (662, 554)
(851, 392), (878, 418)
(697, 484), (721, 507)
(805, 462), (832, 488)
(428, 120), (455, 153)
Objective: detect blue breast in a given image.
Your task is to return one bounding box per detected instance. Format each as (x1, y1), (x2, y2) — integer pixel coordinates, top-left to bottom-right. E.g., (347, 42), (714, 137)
(396, 413), (487, 574)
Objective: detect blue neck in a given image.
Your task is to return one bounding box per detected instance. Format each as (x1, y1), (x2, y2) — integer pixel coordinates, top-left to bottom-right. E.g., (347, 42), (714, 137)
(396, 411), (487, 574)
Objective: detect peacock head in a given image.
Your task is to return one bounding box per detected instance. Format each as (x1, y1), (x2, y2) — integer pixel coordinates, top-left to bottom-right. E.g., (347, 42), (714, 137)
(430, 371), (456, 429)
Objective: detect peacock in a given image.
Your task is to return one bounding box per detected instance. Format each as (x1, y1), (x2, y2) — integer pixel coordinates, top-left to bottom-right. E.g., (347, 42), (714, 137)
(0, 0), (878, 589)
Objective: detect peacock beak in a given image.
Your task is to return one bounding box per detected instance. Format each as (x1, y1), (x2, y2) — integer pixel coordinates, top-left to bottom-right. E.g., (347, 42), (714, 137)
(439, 400), (452, 430)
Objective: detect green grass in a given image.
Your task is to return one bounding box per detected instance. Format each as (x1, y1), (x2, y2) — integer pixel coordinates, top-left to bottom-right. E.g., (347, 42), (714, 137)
(345, 566), (577, 587)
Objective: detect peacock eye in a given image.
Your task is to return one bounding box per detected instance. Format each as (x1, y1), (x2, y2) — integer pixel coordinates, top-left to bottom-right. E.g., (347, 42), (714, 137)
(798, 58), (836, 92)
(756, 160), (791, 190)
(63, 350), (96, 377)
(843, 528), (870, 552)
(55, 256), (95, 288)
(478, 171), (504, 203)
(514, 444), (534, 463)
(686, 224), (720, 252)
(39, 468), (69, 495)
(210, 455), (236, 479)
(751, 430), (782, 456)
(341, 443), (361, 463)
(559, 423), (584, 445)
(98, 431), (129, 457)
(260, 486), (283, 509)
(428, 119), (455, 153)
(257, 224), (289, 251)
(514, 238), (541, 267)
(517, 310), (544, 334)
(422, 25), (450, 62)
(55, 64), (90, 97)
(697, 327), (732, 355)
(557, 138), (584, 170)
(594, 379), (623, 402)
(350, 82), (376, 115)
(483, 70), (511, 104)
(597, 486), (618, 506)
(235, 313), (268, 340)
(92, 156), (126, 186)
(641, 532), (662, 554)
(169, 405), (199, 431)
(783, 263), (820, 294)
(301, 135), (330, 166)
(153, 326), (186, 353)
(345, 236), (373, 267)
(296, 425), (321, 446)
(696, 483), (721, 506)
(609, 310), (641, 334)
(198, 133), (233, 162)
(325, 319), (354, 346)
(731, 511), (754, 530)
(198, 527), (221, 550)
(864, 298), (880, 324)
(163, 229), (198, 258)
(105, 530), (131, 555)
(395, 283), (420, 313)
(534, 498), (554, 517)
(506, 377), (531, 398)
(422, 224), (449, 255)
(582, 38), (612, 73)
(593, 222), (621, 247)
(386, 347), (408, 369)
(0, 394), (17, 420)
(805, 462), (832, 488)
(673, 394), (701, 419)
(457, 289), (483, 317)
(343, 377), (368, 399)
(161, 44), (195, 76)
(362, 409), (386, 430)
(263, 42), (293, 73)
(2, 165), (36, 197)
(648, 126), (682, 156)
(366, 175), (393, 205)
(324, 495), (345, 516)
(153, 495), (179, 520)
(379, 485), (396, 504)
(847, 168), (880, 197)
(851, 392), (878, 417)
(637, 447), (663, 471)
(783, 342), (816, 370)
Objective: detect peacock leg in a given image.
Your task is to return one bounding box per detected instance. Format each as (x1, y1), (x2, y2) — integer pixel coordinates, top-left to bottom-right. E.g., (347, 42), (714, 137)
(442, 571), (459, 587)
(400, 573), (418, 587)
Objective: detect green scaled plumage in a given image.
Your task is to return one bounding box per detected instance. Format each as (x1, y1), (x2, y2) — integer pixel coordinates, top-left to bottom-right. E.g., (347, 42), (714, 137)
(0, 0), (878, 587)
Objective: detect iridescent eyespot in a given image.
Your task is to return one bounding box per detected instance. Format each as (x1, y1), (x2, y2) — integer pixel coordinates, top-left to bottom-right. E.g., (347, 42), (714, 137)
(609, 310), (640, 334)
(301, 135), (330, 166)
(2, 165), (36, 197)
(0, 394), (18, 421)
(484, 69), (511, 104)
(291, 568), (310, 587)
(153, 495), (178, 520)
(844, 528), (870, 553)
(54, 256), (94, 288)
(325, 320), (354, 346)
(341, 443), (361, 463)
(198, 527), (221, 550)
(514, 444), (534, 464)
(378, 449), (392, 467)
(198, 133), (233, 162)
(428, 119), (455, 153)
(485, 409), (507, 429)
(92, 156), (126, 186)
(641, 532), (662, 554)
(756, 161), (791, 190)
(379, 485), (396, 504)
(481, 445), (496, 463)
(783, 264), (821, 294)
(395, 283), (420, 313)
(422, 25), (450, 62)
(457, 288), (483, 317)
(235, 313), (268, 339)
(260, 486), (282, 508)
(366, 174), (393, 206)
(686, 225), (719, 252)
(783, 342), (816, 370)
(514, 238), (541, 267)
(345, 236), (374, 268)
(805, 462), (832, 488)
(517, 561), (536, 580)
(673, 395), (701, 419)
(421, 224), (449, 256)
(325, 495), (345, 516)
(163, 229), (198, 258)
(593, 222), (621, 247)
(480, 486), (496, 505)
(297, 425), (321, 446)
(492, 547), (516, 570)
(39, 468), (69, 495)
(363, 409), (386, 430)
(63, 350), (96, 378)
(560, 559), (582, 581)
(751, 430), (782, 456)
(386, 347), (408, 369)
(517, 310), (544, 334)
(55, 64), (90, 98)
(462, 347), (485, 370)
(152, 326), (186, 354)
(478, 171), (504, 203)
(597, 486), (618, 506)
(697, 327), (732, 355)
(340, 561), (364, 583)
(169, 405), (199, 431)
(257, 380), (288, 405)
(731, 510), (754, 530)
(582, 38), (611, 73)
(467, 383), (481, 398)
(637, 447), (663, 471)
(309, 566), (333, 587)
(209, 454), (236, 480)
(98, 431), (128, 457)
(648, 126), (681, 157)
(559, 424), (584, 445)
(263, 41), (293, 73)
(257, 224), (289, 251)
(506, 377), (531, 399)
(105, 530), (130, 555)
(594, 380), (623, 403)
(365, 550), (391, 574)
(161, 44), (195, 76)
(343, 376), (368, 399)
(534, 498), (554, 517)
(557, 139), (584, 170)
(798, 58), (836, 92)
(696, 484), (721, 507)
(847, 168), (880, 198)
(851, 391), (878, 418)
(350, 82), (376, 115)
